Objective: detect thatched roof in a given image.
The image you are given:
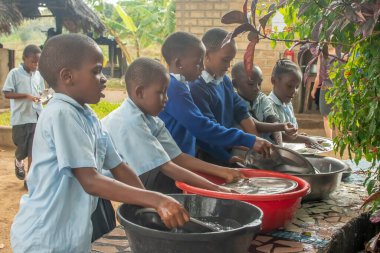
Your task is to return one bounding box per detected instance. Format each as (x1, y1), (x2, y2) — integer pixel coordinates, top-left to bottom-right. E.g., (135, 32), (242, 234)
(0, 0), (105, 35)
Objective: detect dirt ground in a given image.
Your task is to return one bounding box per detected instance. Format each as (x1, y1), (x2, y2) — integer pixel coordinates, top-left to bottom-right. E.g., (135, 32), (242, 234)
(0, 127), (347, 253)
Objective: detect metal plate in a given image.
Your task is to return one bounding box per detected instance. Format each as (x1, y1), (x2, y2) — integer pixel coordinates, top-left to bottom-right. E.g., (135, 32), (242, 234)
(223, 177), (298, 195)
(244, 146), (316, 174)
(283, 136), (333, 155)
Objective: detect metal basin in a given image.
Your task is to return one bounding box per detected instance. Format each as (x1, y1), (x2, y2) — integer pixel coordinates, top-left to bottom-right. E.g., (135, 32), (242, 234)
(298, 156), (348, 201)
(117, 194), (263, 253)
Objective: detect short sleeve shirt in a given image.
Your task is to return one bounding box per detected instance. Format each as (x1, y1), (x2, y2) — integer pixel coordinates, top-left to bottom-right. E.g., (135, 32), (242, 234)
(10, 93), (122, 253)
(102, 98), (182, 176)
(2, 64), (45, 125)
(267, 91), (298, 128)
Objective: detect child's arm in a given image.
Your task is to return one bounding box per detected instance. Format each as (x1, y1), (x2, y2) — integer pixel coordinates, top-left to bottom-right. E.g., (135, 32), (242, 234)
(311, 55), (322, 99)
(3, 91), (40, 102)
(73, 167), (189, 229)
(172, 153), (244, 183)
(239, 117), (259, 135)
(159, 160), (233, 192)
(110, 162), (145, 189)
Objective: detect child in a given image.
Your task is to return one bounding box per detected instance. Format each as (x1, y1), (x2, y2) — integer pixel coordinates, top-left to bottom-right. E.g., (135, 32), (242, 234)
(268, 58), (319, 145)
(102, 57), (242, 193)
(190, 28), (274, 163)
(10, 34), (189, 253)
(231, 61), (297, 145)
(158, 31), (272, 165)
(2, 45), (45, 183)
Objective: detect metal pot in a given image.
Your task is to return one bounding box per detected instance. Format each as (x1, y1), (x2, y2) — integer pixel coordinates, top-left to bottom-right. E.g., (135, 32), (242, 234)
(297, 156), (348, 201)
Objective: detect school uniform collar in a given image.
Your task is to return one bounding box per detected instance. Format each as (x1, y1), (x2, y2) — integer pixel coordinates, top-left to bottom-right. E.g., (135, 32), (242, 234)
(170, 73), (187, 84)
(201, 70), (224, 85)
(268, 91), (290, 106)
(52, 93), (93, 115)
(18, 64), (36, 77)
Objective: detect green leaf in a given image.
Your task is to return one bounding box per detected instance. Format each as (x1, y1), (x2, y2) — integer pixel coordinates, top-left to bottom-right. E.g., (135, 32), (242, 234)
(270, 40), (277, 48)
(115, 4), (137, 33)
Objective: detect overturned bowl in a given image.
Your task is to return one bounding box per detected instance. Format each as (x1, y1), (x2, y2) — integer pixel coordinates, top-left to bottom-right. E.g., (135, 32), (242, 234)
(117, 194), (263, 253)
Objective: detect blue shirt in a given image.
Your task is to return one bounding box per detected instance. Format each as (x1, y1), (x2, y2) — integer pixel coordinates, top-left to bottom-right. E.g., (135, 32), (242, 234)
(267, 91), (298, 128)
(10, 93), (122, 253)
(190, 71), (252, 162)
(159, 75), (255, 158)
(102, 98), (182, 176)
(2, 64), (45, 125)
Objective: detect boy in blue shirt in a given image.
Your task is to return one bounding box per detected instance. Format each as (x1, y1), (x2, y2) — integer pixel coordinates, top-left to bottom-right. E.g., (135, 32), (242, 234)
(2, 45), (45, 183)
(190, 28), (275, 163)
(159, 31), (272, 165)
(102, 57), (242, 192)
(10, 34), (189, 253)
(231, 61), (297, 145)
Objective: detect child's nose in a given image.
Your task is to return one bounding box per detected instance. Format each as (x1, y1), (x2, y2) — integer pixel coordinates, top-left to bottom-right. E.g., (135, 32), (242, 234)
(100, 73), (107, 83)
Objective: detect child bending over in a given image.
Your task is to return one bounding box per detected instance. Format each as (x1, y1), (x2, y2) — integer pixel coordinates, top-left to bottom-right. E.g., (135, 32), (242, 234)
(158, 31), (271, 165)
(10, 34), (189, 253)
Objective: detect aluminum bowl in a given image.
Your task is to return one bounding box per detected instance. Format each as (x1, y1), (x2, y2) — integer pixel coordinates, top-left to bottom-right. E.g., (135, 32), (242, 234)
(297, 156), (348, 201)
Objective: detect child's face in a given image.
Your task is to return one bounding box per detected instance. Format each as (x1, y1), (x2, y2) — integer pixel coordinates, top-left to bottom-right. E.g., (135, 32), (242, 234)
(23, 54), (40, 73)
(235, 66), (263, 101)
(272, 72), (301, 104)
(70, 46), (107, 105)
(204, 42), (237, 77)
(179, 44), (205, 81)
(138, 75), (169, 116)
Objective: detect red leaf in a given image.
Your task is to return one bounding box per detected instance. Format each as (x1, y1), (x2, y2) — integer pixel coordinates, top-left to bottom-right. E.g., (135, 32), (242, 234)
(251, 0), (258, 27)
(259, 10), (276, 33)
(311, 19), (323, 41)
(244, 40), (257, 77)
(243, 0), (249, 23)
(325, 18), (344, 39)
(362, 191), (380, 209)
(345, 5), (365, 24)
(247, 30), (259, 42)
(221, 10), (245, 24)
(221, 23), (258, 48)
(370, 209), (380, 224)
(298, 2), (312, 17)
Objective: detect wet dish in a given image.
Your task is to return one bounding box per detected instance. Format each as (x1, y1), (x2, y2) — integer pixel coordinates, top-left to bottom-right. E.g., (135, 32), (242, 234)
(283, 136), (333, 155)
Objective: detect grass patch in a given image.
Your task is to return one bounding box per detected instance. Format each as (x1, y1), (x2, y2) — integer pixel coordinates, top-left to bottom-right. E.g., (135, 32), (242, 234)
(0, 111), (11, 126)
(0, 101), (121, 126)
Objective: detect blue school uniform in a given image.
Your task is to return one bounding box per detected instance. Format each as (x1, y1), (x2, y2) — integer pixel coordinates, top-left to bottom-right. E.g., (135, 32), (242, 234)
(102, 98), (182, 176)
(10, 93), (122, 253)
(189, 71), (252, 162)
(2, 64), (45, 125)
(267, 91), (298, 128)
(159, 74), (255, 158)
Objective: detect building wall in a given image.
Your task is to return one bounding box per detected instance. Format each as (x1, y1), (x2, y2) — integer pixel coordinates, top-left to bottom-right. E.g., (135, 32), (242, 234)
(175, 0), (287, 93)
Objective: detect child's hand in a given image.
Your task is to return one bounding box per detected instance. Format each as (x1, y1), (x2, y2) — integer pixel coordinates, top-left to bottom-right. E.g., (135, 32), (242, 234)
(252, 137), (272, 159)
(28, 94), (41, 103)
(283, 122), (298, 136)
(222, 168), (246, 183)
(155, 195), (189, 229)
(216, 185), (239, 194)
(228, 155), (244, 165)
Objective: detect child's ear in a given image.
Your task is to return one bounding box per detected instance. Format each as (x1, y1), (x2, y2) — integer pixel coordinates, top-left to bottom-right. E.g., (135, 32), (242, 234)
(59, 68), (73, 85)
(174, 58), (182, 70)
(270, 76), (276, 86)
(135, 85), (144, 99)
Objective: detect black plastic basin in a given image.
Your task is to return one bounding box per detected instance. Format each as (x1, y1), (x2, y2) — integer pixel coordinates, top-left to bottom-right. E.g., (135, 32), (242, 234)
(117, 194), (263, 253)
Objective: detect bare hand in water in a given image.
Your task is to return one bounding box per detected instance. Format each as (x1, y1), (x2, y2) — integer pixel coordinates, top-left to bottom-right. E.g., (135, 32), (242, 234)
(252, 137), (272, 159)
(155, 195), (189, 229)
(222, 168), (246, 183)
(216, 185), (240, 194)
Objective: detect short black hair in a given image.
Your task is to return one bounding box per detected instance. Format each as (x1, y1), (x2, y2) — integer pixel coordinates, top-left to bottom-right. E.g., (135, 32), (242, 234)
(23, 44), (41, 58)
(161, 32), (202, 64)
(271, 58), (302, 80)
(39, 34), (100, 88)
(125, 57), (168, 95)
(231, 61), (262, 83)
(202, 28), (233, 52)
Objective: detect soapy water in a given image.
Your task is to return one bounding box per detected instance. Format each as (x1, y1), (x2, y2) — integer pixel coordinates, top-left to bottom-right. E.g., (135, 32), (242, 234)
(171, 217), (242, 233)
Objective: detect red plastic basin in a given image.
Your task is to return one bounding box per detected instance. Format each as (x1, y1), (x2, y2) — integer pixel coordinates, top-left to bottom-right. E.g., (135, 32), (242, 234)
(176, 169), (310, 232)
